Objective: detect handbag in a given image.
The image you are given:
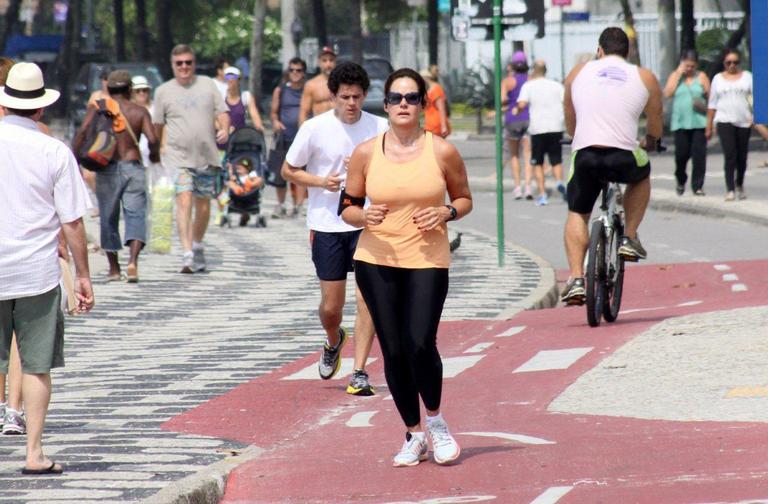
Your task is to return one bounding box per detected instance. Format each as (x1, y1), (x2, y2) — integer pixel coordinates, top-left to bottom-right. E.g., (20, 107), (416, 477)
(692, 98), (708, 115)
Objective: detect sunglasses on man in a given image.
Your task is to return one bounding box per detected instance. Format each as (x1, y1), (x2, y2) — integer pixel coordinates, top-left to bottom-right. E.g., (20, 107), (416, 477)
(174, 60), (194, 67)
(384, 92), (422, 106)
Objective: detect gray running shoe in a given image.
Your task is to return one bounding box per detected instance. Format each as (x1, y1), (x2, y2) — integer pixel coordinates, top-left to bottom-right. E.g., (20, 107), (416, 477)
(618, 235), (647, 261)
(318, 327), (347, 380)
(180, 251), (194, 274)
(3, 407), (26, 435)
(192, 246), (206, 272)
(561, 277), (586, 305)
(346, 369), (375, 396)
(271, 203), (287, 219)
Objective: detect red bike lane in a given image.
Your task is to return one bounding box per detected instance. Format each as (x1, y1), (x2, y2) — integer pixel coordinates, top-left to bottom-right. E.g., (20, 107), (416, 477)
(163, 260), (768, 503)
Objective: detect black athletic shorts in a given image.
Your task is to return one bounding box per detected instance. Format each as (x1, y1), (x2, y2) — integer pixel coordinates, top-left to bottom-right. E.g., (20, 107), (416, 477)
(531, 132), (563, 166)
(567, 146), (651, 214)
(310, 229), (362, 281)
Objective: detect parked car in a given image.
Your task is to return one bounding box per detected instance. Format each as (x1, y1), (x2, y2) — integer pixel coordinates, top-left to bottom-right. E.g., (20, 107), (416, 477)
(336, 55), (393, 116)
(68, 61), (164, 138)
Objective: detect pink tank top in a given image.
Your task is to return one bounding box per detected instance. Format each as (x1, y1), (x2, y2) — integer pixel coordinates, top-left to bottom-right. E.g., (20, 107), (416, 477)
(571, 56), (649, 151)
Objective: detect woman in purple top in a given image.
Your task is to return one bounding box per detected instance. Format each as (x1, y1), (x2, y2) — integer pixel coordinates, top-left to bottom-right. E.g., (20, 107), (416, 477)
(223, 66), (264, 133)
(501, 52), (533, 200)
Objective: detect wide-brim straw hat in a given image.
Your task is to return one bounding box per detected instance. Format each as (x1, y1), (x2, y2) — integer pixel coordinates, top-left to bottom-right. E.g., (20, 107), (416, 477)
(0, 62), (60, 110)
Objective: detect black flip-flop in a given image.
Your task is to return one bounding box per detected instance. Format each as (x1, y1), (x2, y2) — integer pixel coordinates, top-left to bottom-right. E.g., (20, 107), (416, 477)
(21, 462), (63, 475)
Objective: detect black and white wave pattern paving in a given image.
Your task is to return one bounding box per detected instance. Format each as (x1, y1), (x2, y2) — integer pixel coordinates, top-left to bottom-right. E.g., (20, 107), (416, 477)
(0, 217), (542, 502)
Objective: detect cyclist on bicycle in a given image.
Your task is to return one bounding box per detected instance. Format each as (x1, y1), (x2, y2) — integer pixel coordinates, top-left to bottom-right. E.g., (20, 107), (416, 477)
(560, 27), (663, 305)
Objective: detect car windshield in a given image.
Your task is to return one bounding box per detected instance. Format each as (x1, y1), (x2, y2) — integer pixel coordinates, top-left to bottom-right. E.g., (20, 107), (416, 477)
(364, 60), (392, 80)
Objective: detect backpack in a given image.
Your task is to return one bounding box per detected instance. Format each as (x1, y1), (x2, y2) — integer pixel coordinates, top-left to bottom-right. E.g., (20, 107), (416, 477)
(77, 99), (118, 171)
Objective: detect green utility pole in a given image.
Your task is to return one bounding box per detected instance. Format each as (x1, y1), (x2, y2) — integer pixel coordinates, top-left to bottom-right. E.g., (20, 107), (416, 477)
(492, 0), (505, 266)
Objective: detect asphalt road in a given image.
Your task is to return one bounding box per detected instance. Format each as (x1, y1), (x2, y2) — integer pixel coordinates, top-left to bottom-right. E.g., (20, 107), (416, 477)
(453, 136), (768, 271)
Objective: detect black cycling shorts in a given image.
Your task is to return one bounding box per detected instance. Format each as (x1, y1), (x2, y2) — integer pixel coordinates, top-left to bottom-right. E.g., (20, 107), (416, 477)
(310, 229), (362, 281)
(531, 132), (563, 166)
(567, 146), (650, 214)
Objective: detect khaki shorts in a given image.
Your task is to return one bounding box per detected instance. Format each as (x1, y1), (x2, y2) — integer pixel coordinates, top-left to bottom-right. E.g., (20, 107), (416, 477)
(0, 286), (65, 374)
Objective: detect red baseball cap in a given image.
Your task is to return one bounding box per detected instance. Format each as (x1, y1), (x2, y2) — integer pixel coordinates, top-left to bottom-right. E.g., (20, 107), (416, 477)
(320, 46), (336, 57)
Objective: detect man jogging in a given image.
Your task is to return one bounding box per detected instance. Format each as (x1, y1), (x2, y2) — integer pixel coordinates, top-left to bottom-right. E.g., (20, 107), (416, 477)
(282, 62), (388, 396)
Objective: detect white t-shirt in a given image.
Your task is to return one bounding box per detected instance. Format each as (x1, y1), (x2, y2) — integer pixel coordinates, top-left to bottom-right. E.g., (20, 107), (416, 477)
(517, 77), (565, 135)
(709, 71), (753, 128)
(0, 115), (92, 300)
(214, 78), (228, 98)
(286, 110), (389, 232)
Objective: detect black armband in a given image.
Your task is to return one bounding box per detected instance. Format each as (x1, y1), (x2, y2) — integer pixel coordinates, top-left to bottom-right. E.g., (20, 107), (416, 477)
(337, 189), (365, 216)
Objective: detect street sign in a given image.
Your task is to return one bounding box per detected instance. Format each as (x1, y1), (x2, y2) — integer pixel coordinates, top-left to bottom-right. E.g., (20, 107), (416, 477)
(438, 0), (451, 13)
(562, 11), (589, 21)
(754, 0), (767, 123)
(450, 0), (545, 40)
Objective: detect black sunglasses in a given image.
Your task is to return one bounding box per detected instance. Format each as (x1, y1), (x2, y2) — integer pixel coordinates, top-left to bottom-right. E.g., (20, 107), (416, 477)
(385, 92), (422, 106)
(289, 68), (305, 73)
(724, 60), (740, 66)
(174, 60), (194, 67)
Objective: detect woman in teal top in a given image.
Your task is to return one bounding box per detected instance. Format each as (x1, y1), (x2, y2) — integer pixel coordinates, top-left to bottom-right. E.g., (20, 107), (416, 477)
(664, 49), (711, 196)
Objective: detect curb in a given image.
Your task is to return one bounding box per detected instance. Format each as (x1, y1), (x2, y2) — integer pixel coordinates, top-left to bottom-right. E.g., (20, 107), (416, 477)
(494, 242), (559, 320)
(141, 445), (264, 504)
(649, 188), (768, 227)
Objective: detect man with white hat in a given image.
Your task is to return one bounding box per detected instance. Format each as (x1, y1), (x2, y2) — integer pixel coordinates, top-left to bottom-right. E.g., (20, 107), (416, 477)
(0, 62), (94, 475)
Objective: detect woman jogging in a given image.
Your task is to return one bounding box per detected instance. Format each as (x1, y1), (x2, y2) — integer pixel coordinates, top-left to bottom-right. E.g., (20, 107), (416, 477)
(340, 68), (472, 467)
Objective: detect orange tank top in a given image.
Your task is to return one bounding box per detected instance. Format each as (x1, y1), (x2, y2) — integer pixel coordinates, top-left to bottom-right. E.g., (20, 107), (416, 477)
(353, 132), (450, 269)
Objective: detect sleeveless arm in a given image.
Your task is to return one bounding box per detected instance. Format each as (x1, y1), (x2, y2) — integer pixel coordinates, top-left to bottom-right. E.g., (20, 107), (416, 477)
(341, 140), (380, 228)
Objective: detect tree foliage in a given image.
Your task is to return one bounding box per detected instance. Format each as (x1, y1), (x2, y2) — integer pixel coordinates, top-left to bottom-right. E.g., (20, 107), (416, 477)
(192, 7), (281, 63)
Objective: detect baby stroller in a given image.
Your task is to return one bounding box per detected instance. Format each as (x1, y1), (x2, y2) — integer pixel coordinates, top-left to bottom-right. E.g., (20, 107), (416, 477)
(221, 126), (268, 228)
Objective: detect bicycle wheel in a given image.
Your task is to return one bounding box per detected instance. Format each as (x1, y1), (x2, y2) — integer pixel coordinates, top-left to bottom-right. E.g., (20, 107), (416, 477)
(603, 218), (625, 322)
(586, 220), (606, 327)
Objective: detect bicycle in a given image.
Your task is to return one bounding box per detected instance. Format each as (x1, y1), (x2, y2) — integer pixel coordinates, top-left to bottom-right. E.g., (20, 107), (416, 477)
(585, 180), (626, 327)
(584, 141), (665, 327)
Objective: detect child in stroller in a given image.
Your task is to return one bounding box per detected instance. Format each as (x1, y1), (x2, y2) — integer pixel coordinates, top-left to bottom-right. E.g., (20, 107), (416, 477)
(225, 156), (265, 227)
(220, 126), (268, 227)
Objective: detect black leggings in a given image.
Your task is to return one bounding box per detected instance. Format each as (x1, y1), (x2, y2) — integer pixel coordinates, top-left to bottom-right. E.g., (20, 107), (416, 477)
(355, 261), (448, 428)
(673, 128), (707, 191)
(716, 122), (751, 191)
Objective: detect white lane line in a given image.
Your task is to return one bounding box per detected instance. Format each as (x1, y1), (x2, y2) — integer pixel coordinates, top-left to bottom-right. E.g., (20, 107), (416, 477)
(677, 300), (703, 307)
(443, 355), (485, 378)
(346, 411), (378, 428)
(714, 264), (732, 271)
(722, 273), (739, 282)
(530, 486), (574, 504)
(459, 431), (556, 445)
(382, 394), (393, 401)
(465, 342), (493, 354)
(622, 300), (703, 314)
(513, 348), (593, 373)
(732, 284), (748, 292)
(282, 357), (377, 380)
(496, 326), (526, 338)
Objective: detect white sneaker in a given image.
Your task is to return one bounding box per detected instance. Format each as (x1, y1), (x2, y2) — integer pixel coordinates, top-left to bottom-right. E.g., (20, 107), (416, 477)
(180, 251), (194, 274)
(426, 417), (460, 465)
(512, 186), (523, 200)
(392, 432), (428, 467)
(192, 244), (206, 272)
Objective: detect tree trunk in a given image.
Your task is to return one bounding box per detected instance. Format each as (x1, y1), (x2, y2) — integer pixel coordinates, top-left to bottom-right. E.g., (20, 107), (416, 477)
(114, 0), (126, 60)
(657, 0), (676, 84)
(155, 0), (174, 79)
(0, 0), (23, 55)
(680, 0), (695, 51)
(58, 0), (82, 118)
(349, 0), (363, 64)
(428, 0), (438, 66)
(618, 0), (641, 66)
(135, 0), (149, 61)
(312, 0), (327, 47)
(281, 0), (297, 65)
(250, 0), (267, 104)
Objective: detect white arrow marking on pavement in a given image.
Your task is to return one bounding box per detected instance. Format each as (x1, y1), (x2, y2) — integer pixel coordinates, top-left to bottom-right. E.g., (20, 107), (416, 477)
(513, 348), (592, 373)
(732, 283), (748, 292)
(722, 273), (739, 282)
(459, 431), (556, 445)
(496, 326), (526, 338)
(621, 300), (703, 314)
(529, 486), (574, 504)
(282, 357), (378, 381)
(465, 342), (493, 354)
(714, 264), (732, 271)
(442, 355), (485, 378)
(346, 411), (378, 428)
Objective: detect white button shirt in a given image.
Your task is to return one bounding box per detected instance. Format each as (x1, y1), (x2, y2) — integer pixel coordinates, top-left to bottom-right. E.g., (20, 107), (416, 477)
(0, 115), (92, 301)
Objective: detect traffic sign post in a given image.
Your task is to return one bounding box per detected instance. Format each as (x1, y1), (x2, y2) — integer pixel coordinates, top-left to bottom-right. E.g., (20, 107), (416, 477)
(492, 0), (505, 267)
(753, 0), (767, 123)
